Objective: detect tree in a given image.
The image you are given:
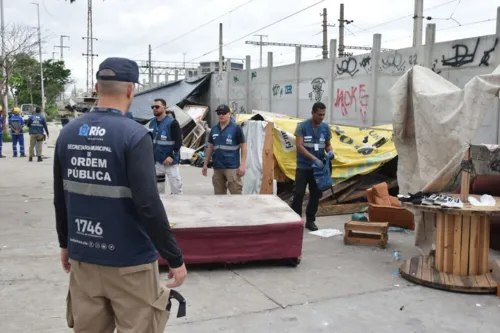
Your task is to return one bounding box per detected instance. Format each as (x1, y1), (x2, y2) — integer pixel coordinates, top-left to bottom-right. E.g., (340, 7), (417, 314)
(1, 23), (38, 134)
(12, 59), (72, 107)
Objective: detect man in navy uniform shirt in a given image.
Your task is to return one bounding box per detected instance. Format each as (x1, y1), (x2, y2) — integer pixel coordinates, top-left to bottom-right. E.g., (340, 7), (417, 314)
(53, 57), (187, 332)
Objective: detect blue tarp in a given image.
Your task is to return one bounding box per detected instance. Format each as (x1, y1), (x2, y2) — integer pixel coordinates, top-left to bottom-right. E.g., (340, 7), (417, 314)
(130, 74), (211, 121)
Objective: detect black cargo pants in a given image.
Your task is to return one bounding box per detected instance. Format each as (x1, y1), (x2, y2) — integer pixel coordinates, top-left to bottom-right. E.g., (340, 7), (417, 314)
(290, 168), (322, 223)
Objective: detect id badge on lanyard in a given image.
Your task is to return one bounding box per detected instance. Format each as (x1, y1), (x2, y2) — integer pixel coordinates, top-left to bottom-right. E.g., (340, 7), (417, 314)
(314, 143), (319, 151)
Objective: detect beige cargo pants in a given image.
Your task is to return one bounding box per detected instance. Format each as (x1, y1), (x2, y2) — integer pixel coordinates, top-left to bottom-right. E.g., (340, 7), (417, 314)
(212, 169), (243, 195)
(29, 134), (44, 157)
(66, 259), (171, 333)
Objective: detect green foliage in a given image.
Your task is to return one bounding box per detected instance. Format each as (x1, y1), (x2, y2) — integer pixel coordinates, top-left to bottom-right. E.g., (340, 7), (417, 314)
(2, 131), (12, 142)
(10, 55), (72, 106)
(45, 104), (59, 122)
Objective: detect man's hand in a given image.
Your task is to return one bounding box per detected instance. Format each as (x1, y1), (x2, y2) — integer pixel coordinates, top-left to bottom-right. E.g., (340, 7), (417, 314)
(61, 248), (71, 273)
(237, 165), (246, 177)
(167, 263), (187, 288)
(202, 165), (208, 176)
(163, 157), (173, 166)
(327, 151), (334, 160)
(313, 159), (324, 169)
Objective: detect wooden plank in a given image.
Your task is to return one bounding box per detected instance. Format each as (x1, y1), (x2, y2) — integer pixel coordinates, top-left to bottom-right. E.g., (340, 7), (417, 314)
(344, 236), (383, 247)
(273, 158), (288, 182)
(259, 122), (274, 194)
(460, 148), (471, 202)
(469, 215), (480, 276)
(316, 202), (367, 217)
(444, 214), (455, 274)
(336, 185), (359, 204)
(409, 256), (419, 277)
(418, 256), (424, 281)
(345, 221), (388, 233)
(478, 216), (490, 275)
(422, 255), (432, 282)
(435, 213), (445, 271)
(452, 214), (463, 275)
(474, 275), (491, 289)
(460, 215), (471, 276)
(485, 273), (497, 288)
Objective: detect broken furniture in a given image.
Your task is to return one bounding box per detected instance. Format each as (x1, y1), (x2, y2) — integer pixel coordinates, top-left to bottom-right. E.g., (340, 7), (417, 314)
(366, 182), (414, 230)
(158, 195), (303, 266)
(344, 221), (388, 249)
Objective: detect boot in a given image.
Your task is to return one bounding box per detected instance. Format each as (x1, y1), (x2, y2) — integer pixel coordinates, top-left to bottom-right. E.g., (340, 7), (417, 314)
(305, 220), (318, 231)
(29, 157), (33, 162)
(37, 156), (43, 162)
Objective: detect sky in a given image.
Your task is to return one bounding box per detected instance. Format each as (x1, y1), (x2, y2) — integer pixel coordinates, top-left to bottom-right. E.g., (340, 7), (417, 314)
(5, 0), (499, 94)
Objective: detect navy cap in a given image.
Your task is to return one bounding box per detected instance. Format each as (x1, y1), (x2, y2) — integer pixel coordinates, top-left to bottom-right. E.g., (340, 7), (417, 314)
(215, 104), (231, 113)
(96, 57), (140, 83)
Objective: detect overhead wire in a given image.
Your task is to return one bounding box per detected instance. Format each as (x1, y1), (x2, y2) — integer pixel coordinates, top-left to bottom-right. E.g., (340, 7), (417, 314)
(186, 0), (326, 62)
(129, 0), (257, 59)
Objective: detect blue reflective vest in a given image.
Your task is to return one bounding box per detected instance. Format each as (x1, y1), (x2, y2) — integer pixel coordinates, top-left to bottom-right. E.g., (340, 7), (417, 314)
(28, 114), (47, 135)
(211, 122), (241, 169)
(56, 107), (158, 267)
(9, 114), (23, 134)
(296, 119), (330, 169)
(149, 116), (179, 165)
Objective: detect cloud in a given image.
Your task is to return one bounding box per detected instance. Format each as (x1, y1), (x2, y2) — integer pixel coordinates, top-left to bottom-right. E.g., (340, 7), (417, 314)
(6, 0), (497, 92)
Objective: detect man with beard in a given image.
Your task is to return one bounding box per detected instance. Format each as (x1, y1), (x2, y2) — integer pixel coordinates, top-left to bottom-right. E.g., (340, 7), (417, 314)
(149, 98), (183, 195)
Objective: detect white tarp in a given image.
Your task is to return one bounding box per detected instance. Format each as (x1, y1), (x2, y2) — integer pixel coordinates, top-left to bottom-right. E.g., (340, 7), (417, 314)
(242, 120), (267, 194)
(390, 65), (500, 253)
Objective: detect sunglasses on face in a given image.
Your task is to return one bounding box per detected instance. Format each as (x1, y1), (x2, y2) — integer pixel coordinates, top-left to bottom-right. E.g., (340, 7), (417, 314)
(151, 105), (161, 110)
(216, 111), (229, 116)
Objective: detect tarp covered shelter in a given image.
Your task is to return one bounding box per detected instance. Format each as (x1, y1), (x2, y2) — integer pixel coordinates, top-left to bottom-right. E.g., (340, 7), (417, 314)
(129, 74), (211, 122)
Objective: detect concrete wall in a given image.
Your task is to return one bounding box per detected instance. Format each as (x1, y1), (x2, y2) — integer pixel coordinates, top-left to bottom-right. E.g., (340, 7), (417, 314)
(208, 10), (500, 144)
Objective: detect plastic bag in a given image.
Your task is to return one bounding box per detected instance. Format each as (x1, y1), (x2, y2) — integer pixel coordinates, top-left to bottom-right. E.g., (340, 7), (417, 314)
(313, 157), (333, 191)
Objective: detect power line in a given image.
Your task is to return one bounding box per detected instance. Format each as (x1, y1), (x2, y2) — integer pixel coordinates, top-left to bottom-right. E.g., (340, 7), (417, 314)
(187, 0), (326, 62)
(437, 17), (495, 31)
(130, 0), (257, 59)
(347, 0), (459, 36)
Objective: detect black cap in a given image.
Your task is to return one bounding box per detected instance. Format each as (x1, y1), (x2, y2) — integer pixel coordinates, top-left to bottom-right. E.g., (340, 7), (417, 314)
(96, 57), (140, 83)
(215, 104), (231, 113)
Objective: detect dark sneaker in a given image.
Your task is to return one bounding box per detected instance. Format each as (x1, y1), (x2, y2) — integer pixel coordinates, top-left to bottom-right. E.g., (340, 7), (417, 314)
(29, 157), (33, 162)
(20, 154), (26, 157)
(305, 221), (318, 231)
(37, 156), (43, 162)
(0, 155), (6, 158)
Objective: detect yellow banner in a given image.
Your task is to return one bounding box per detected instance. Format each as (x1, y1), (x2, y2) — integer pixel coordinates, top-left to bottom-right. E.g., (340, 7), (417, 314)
(236, 112), (397, 185)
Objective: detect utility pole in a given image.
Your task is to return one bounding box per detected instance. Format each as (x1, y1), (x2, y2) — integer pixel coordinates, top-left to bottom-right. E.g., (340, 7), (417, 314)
(182, 52), (186, 69)
(0, 0), (8, 117)
(412, 0), (424, 47)
(31, 2), (45, 113)
(52, 51), (57, 60)
(82, 0), (98, 94)
(54, 35), (70, 61)
(148, 44), (153, 87)
(338, 3), (353, 57)
(219, 23), (223, 73)
(320, 8), (335, 59)
(254, 34), (268, 67)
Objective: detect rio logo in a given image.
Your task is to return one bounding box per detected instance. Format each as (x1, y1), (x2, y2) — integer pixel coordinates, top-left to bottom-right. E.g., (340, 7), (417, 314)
(79, 124), (106, 137)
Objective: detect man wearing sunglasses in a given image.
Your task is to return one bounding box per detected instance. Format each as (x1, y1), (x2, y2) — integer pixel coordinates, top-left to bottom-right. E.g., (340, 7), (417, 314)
(202, 104), (247, 194)
(149, 98), (183, 195)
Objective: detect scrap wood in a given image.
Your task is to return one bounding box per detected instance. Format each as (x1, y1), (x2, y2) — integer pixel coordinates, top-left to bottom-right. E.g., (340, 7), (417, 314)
(315, 202), (367, 217)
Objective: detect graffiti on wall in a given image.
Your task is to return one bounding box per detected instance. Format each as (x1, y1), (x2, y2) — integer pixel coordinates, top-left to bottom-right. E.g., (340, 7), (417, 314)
(336, 57), (359, 77)
(251, 71), (257, 80)
(230, 101), (246, 115)
(381, 51), (406, 72)
(284, 84), (292, 94)
(334, 84), (369, 124)
(233, 76), (240, 83)
(442, 38), (480, 67)
(308, 78), (325, 102)
(272, 84), (282, 97)
(215, 73), (223, 87)
(272, 84), (293, 97)
(479, 38), (498, 67)
(360, 56), (371, 73)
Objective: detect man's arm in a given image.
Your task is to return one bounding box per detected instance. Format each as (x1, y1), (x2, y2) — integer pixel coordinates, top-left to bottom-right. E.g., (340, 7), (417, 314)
(126, 135), (184, 268)
(43, 118), (49, 136)
(167, 119), (182, 159)
(53, 137), (68, 249)
(204, 143), (214, 166)
(294, 123), (318, 161)
(236, 126), (247, 168)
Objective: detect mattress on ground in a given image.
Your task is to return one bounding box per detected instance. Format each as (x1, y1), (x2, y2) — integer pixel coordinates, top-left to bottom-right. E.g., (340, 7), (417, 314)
(158, 195), (304, 265)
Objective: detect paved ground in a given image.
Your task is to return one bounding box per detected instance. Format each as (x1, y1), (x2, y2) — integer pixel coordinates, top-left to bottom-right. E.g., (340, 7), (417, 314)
(1, 123), (500, 332)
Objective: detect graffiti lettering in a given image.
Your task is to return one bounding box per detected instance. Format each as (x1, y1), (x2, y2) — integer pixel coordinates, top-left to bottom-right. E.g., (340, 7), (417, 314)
(409, 54), (418, 66)
(360, 56), (371, 73)
(431, 59), (442, 74)
(230, 101), (238, 113)
(233, 76), (240, 83)
(479, 38), (498, 67)
(284, 84), (292, 94)
(334, 84), (369, 124)
(441, 38), (479, 67)
(251, 71), (257, 80)
(308, 78), (325, 102)
(272, 84), (280, 96)
(215, 73), (223, 86)
(381, 51), (406, 71)
(336, 57), (359, 77)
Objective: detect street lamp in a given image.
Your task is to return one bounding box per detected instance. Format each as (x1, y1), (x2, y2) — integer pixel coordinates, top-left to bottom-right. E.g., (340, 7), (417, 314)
(31, 2), (45, 114)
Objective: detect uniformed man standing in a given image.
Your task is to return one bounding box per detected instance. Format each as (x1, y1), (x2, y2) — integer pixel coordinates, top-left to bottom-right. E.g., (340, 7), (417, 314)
(149, 98), (183, 195)
(291, 102), (334, 231)
(9, 107), (26, 158)
(27, 106), (49, 162)
(53, 57), (187, 332)
(202, 104), (247, 194)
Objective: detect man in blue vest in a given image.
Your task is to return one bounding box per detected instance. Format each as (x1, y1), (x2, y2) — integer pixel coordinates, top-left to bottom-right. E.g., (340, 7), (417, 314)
(202, 104), (247, 194)
(27, 106), (49, 162)
(9, 107), (26, 158)
(149, 98), (183, 195)
(0, 106), (4, 158)
(53, 57), (187, 332)
(291, 102), (334, 231)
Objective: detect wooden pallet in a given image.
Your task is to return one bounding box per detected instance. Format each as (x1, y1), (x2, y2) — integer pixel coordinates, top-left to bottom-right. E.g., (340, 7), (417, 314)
(344, 221), (388, 249)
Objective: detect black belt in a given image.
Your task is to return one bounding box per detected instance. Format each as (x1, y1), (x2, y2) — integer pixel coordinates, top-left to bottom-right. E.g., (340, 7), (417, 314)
(167, 289), (187, 318)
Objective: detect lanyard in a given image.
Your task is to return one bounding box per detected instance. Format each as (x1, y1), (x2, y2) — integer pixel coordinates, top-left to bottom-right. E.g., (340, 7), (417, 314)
(91, 107), (124, 116)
